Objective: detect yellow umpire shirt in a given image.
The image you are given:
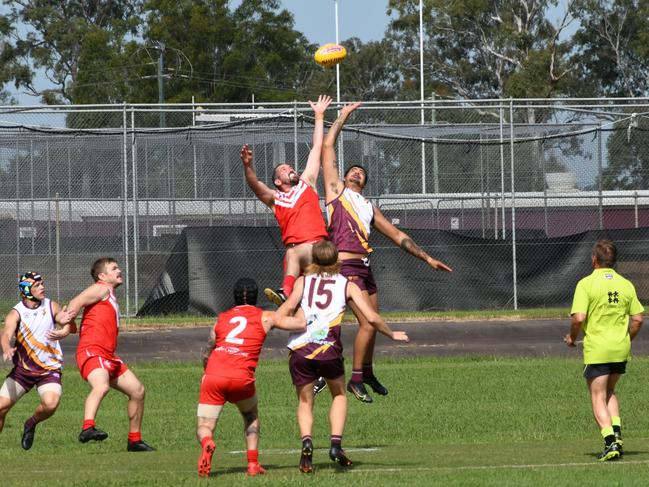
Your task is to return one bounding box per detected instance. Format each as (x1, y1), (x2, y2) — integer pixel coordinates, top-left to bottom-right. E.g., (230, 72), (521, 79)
(571, 268), (644, 364)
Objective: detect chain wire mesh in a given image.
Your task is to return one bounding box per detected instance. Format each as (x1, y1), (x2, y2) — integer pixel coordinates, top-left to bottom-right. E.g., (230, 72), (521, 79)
(1, 99), (649, 314)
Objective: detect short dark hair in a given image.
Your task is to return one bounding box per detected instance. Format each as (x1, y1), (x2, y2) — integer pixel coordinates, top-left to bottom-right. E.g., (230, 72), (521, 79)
(344, 165), (368, 185)
(91, 257), (117, 282)
(234, 277), (258, 306)
(593, 239), (617, 267)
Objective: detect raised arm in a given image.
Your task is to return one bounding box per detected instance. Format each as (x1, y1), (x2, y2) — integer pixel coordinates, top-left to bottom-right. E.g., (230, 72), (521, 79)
(61, 283), (110, 324)
(347, 283), (409, 341)
(47, 301), (77, 341)
(372, 207), (453, 272)
(1, 309), (19, 362)
(322, 102), (361, 202)
(300, 95), (332, 187)
(240, 144), (275, 208)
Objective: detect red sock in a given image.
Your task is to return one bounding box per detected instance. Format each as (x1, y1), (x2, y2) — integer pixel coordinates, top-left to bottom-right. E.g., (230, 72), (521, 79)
(128, 431), (141, 443)
(247, 449), (259, 464)
(82, 419), (95, 430)
(283, 275), (296, 297)
(201, 436), (214, 448)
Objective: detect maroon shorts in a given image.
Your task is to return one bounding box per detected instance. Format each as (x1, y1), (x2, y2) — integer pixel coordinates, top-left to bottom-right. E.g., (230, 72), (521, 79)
(289, 352), (345, 386)
(340, 258), (377, 295)
(7, 366), (62, 392)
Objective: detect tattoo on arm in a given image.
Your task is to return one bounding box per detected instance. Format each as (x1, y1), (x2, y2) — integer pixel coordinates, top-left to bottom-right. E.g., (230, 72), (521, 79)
(201, 338), (215, 369)
(400, 238), (427, 261)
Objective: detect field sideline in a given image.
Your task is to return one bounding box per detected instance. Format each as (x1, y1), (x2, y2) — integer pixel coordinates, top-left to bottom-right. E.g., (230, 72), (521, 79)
(2, 357), (649, 486)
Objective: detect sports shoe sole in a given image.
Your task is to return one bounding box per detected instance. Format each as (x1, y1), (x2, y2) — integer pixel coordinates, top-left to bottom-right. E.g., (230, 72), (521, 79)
(264, 288), (285, 306)
(198, 441), (216, 477)
(347, 382), (373, 403)
(299, 443), (314, 473)
(597, 450), (620, 462)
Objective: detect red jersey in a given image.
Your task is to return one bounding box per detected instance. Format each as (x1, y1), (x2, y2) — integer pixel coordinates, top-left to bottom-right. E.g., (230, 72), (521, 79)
(77, 283), (120, 357)
(205, 305), (267, 380)
(274, 179), (327, 246)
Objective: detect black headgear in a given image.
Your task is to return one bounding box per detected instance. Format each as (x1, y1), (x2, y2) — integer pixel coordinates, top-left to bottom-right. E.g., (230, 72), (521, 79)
(19, 272), (43, 301)
(233, 278), (258, 306)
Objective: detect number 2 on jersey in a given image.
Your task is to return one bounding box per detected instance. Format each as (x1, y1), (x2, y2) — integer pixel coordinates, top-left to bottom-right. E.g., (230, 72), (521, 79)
(225, 316), (247, 345)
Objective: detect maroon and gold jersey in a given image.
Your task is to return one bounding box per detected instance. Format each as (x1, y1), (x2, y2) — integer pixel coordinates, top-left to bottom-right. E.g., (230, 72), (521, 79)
(327, 187), (374, 255)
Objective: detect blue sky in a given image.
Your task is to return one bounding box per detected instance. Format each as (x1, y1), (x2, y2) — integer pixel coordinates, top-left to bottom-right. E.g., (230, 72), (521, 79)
(280, 0), (393, 45)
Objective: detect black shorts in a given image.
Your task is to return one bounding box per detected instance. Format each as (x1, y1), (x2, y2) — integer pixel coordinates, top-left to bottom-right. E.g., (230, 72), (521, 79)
(583, 361), (627, 379)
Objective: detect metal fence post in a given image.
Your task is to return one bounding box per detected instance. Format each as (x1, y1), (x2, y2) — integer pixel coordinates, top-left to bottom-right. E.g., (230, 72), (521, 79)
(598, 123), (604, 230)
(293, 100), (298, 171)
(55, 192), (60, 302)
(509, 98), (518, 310)
(131, 108), (139, 315)
(499, 104), (506, 239)
(122, 103), (130, 317)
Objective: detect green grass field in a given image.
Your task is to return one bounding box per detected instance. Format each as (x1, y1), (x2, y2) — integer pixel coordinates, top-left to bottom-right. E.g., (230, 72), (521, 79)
(3, 356), (649, 486)
(112, 307), (569, 329)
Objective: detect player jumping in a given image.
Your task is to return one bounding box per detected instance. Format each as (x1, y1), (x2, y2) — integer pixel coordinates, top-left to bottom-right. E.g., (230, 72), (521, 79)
(241, 94), (332, 305)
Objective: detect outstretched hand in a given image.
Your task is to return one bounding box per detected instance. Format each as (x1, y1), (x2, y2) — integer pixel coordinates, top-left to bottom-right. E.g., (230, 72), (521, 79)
(392, 331), (409, 342)
(341, 102), (362, 117)
(308, 94), (333, 115)
(56, 304), (74, 325)
(240, 144), (253, 166)
(426, 256), (453, 272)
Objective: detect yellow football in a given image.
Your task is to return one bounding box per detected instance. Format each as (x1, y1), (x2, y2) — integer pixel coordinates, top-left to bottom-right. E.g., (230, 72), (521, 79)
(314, 43), (347, 67)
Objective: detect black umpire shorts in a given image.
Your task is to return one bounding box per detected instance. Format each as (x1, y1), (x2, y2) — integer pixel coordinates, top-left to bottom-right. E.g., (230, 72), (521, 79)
(583, 361), (627, 380)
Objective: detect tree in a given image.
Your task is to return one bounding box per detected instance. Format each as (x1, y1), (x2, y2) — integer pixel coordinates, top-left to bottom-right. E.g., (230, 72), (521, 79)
(386, 0), (573, 100)
(569, 0), (649, 97)
(0, 1), (142, 104)
(140, 0), (313, 104)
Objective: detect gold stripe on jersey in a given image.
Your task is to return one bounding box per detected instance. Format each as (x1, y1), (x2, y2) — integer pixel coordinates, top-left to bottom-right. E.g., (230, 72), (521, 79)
(329, 312), (344, 328)
(20, 322), (62, 357)
(15, 332), (59, 371)
(338, 194), (371, 252)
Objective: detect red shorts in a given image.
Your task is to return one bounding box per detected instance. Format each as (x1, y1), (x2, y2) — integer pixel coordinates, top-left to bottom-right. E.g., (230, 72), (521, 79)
(198, 375), (256, 406)
(77, 353), (128, 381)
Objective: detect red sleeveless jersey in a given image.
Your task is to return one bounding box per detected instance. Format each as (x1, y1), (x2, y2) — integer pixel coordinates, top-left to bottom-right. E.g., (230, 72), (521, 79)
(77, 284), (120, 357)
(274, 179), (327, 246)
(205, 305), (267, 379)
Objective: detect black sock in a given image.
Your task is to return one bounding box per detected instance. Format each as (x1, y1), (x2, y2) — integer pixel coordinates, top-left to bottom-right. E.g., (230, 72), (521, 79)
(604, 434), (616, 447)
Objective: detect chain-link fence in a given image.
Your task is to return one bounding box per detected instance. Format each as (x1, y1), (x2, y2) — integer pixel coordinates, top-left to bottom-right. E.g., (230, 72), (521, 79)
(1, 98), (649, 315)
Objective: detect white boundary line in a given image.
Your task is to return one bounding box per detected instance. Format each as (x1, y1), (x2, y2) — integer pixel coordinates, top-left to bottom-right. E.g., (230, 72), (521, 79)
(228, 447), (380, 455)
(14, 460), (649, 476)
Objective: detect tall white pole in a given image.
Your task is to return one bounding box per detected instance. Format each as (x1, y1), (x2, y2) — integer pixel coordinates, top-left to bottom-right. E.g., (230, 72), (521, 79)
(419, 0), (426, 193)
(335, 0), (341, 104)
(334, 0), (344, 175)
